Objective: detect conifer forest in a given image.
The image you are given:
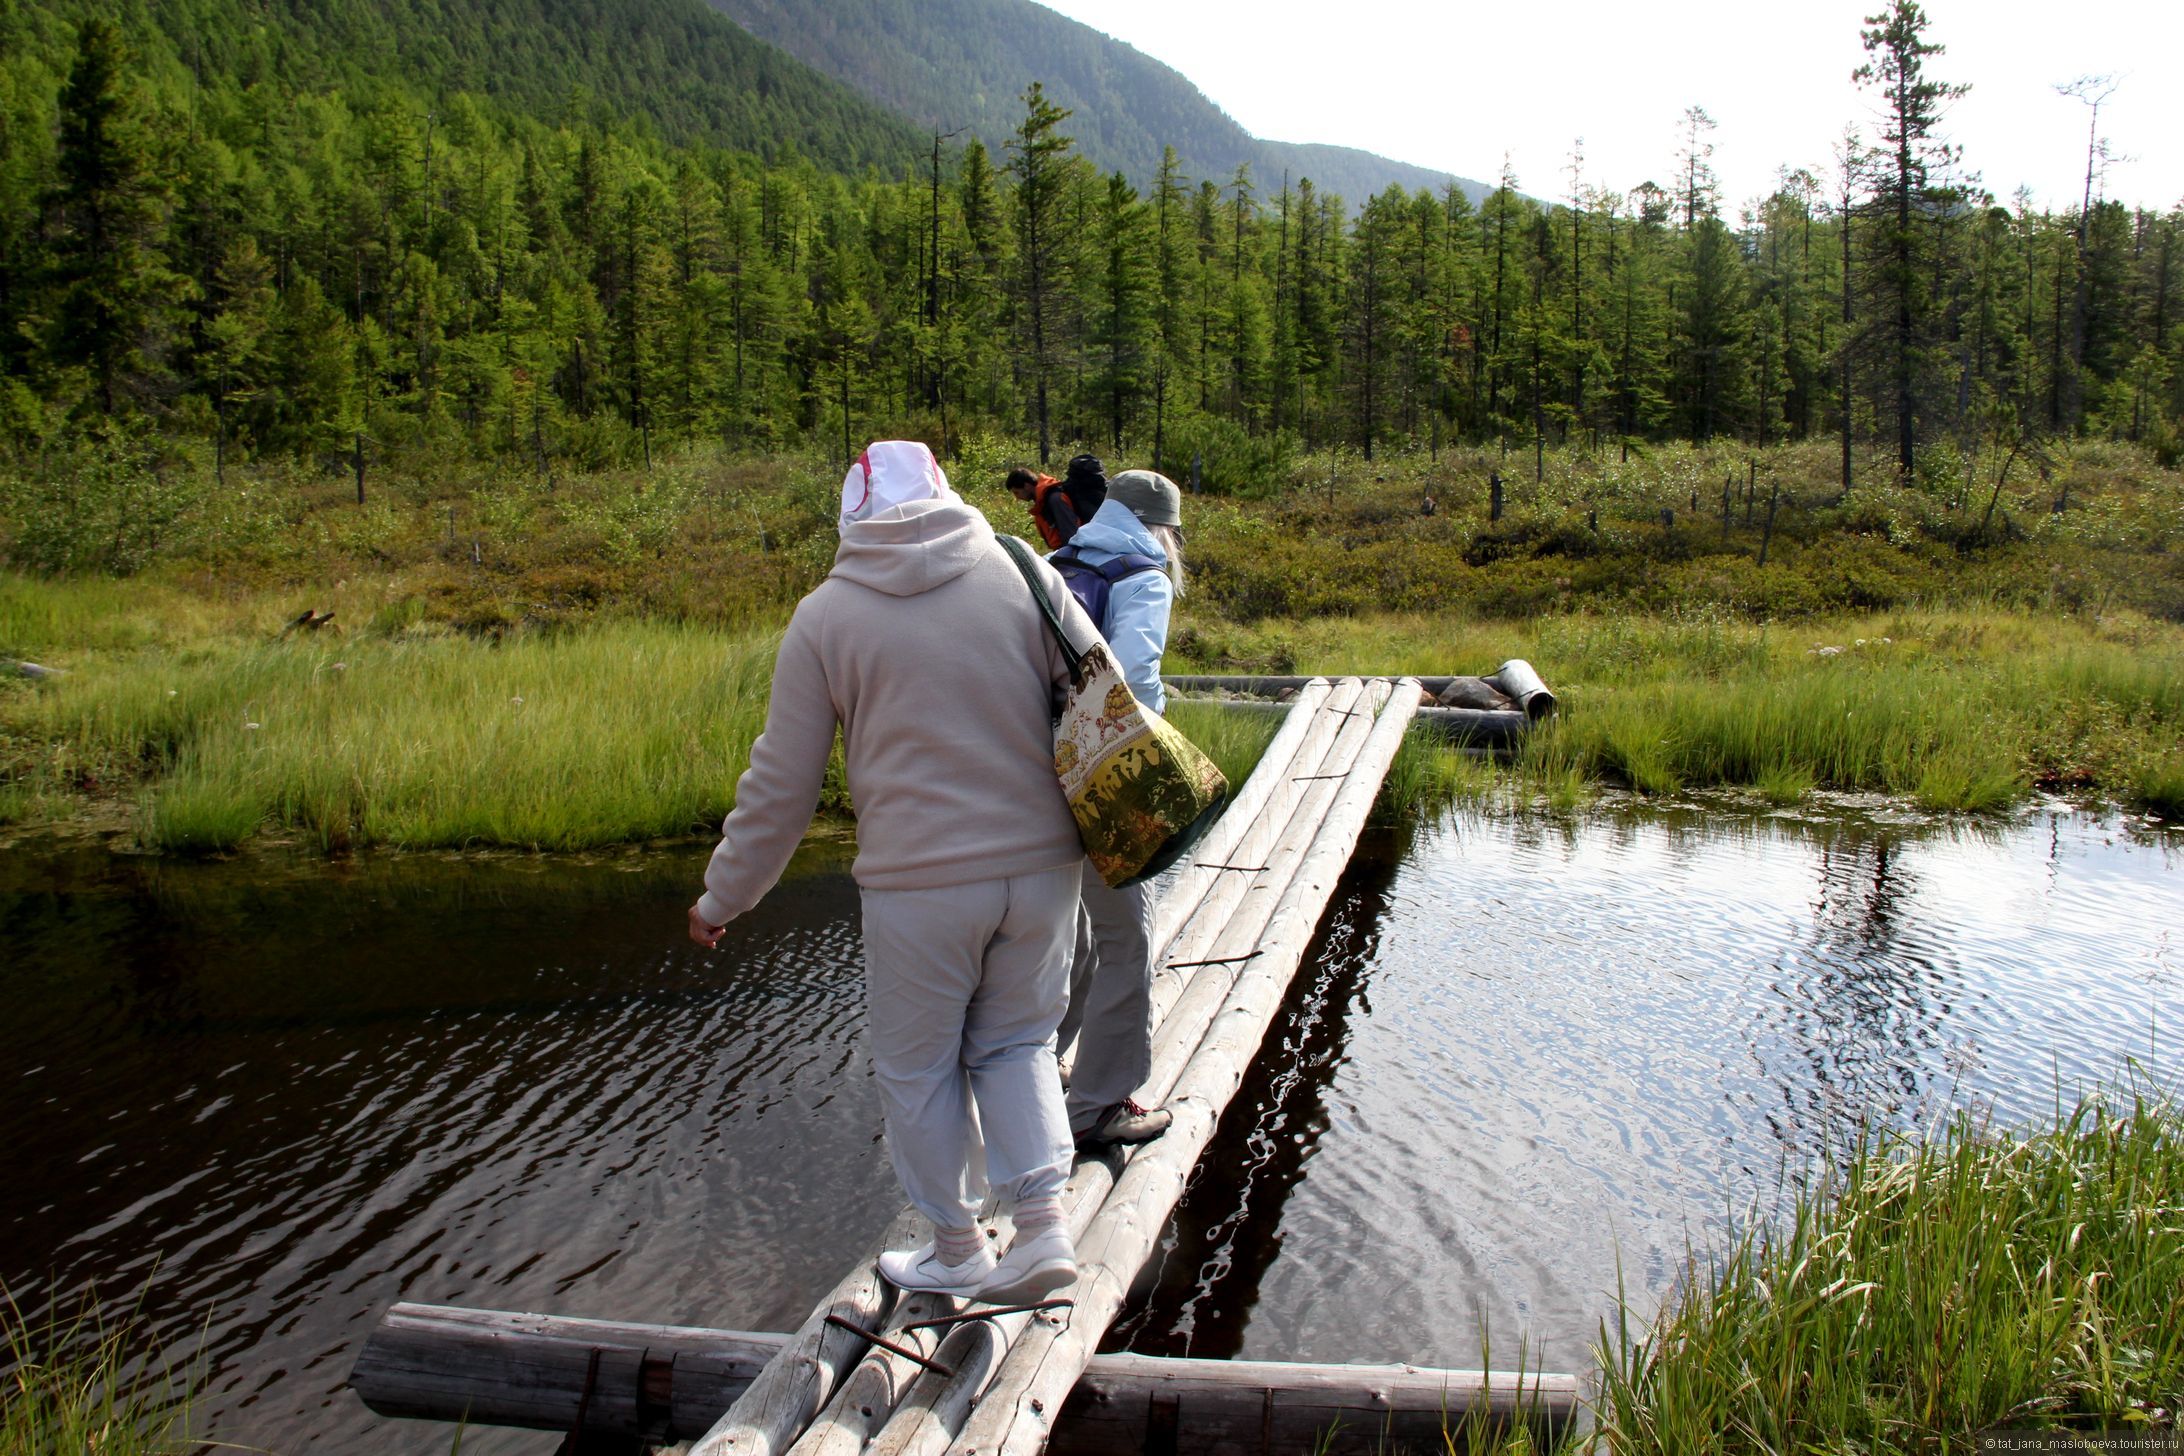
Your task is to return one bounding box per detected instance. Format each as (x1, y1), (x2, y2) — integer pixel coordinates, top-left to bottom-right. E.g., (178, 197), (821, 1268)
(1, 0), (2179, 487)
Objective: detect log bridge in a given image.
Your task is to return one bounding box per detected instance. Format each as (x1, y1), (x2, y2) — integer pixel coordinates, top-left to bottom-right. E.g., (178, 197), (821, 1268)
(350, 673), (1581, 1455)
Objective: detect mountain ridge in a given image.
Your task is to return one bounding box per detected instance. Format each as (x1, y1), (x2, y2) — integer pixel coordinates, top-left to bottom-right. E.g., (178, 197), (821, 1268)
(6, 0), (928, 174)
(702, 0), (1490, 202)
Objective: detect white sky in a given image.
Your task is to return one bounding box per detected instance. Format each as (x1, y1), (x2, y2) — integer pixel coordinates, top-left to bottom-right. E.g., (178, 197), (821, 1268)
(1034, 0), (2182, 213)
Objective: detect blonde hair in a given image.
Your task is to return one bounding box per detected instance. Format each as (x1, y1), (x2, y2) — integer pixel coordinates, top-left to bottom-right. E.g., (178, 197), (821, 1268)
(1148, 523), (1185, 598)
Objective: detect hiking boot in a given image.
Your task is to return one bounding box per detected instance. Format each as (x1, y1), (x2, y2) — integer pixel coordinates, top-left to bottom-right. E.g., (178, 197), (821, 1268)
(977, 1225), (1077, 1303)
(1074, 1098), (1172, 1149)
(877, 1239), (996, 1298)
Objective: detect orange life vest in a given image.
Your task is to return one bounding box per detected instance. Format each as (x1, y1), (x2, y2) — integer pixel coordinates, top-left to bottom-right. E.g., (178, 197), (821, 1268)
(1028, 474), (1070, 549)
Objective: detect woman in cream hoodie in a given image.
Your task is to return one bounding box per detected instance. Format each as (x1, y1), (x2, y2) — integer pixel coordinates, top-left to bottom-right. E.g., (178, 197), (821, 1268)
(688, 440), (1098, 1302)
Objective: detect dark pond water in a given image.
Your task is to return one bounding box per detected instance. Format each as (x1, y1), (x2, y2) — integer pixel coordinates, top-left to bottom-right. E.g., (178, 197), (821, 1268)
(2, 803), (2178, 1453)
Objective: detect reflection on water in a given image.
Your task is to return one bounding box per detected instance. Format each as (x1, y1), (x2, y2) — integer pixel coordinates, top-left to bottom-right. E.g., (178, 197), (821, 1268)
(1116, 804), (2181, 1377)
(3, 804), (2178, 1452)
(1, 839), (889, 1456)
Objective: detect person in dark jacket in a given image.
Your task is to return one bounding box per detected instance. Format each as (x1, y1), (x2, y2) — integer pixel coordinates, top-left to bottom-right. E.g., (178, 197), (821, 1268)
(1060, 453), (1109, 524)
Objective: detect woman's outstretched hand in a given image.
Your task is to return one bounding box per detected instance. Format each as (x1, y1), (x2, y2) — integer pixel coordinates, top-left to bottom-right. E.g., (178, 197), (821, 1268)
(688, 904), (727, 949)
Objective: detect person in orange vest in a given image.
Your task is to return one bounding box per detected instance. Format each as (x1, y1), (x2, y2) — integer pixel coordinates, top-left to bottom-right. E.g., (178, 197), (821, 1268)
(1005, 467), (1078, 548)
(1006, 455), (1108, 548)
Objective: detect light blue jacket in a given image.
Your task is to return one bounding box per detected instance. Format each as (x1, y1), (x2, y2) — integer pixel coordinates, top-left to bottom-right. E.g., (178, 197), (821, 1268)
(1052, 498), (1173, 714)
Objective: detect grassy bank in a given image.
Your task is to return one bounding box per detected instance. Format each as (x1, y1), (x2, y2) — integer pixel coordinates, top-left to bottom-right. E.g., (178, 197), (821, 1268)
(1192, 608), (2184, 819)
(3, 433), (2180, 849)
(0, 578), (1290, 853)
(5, 583), (2179, 851)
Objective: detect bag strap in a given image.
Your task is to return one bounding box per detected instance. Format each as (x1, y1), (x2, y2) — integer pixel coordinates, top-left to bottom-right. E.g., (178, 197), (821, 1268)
(997, 534), (1083, 680)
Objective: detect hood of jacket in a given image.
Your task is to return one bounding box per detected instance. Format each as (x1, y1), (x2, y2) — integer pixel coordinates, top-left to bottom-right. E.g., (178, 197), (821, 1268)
(1063, 497), (1166, 564)
(830, 497), (997, 597)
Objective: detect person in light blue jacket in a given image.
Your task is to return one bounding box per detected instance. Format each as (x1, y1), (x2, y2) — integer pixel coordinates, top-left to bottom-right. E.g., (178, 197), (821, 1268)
(1052, 492), (1174, 711)
(1049, 469), (1186, 1148)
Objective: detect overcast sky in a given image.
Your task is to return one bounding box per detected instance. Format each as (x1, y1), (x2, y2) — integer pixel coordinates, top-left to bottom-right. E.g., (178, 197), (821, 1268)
(1034, 0), (2181, 213)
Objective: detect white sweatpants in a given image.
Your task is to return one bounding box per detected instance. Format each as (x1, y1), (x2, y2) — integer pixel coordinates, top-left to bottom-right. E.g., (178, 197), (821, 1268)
(1057, 862), (1157, 1134)
(859, 863), (1079, 1232)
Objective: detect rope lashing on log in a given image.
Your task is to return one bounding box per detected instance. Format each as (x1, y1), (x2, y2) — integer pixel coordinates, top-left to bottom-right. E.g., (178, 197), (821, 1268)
(823, 1316), (956, 1378)
(1160, 951), (1264, 970)
(900, 1301), (1074, 1334)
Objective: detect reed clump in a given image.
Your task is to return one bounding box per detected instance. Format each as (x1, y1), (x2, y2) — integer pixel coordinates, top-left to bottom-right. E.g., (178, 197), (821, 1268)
(1188, 607), (2184, 819)
(1, 1296), (194, 1456)
(1596, 1080), (2184, 1453)
(4, 621), (785, 852)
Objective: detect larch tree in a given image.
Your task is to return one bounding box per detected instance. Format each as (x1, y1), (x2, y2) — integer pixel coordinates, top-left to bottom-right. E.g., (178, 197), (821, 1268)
(48, 17), (187, 418)
(1006, 83), (1074, 464)
(1854, 0), (1966, 479)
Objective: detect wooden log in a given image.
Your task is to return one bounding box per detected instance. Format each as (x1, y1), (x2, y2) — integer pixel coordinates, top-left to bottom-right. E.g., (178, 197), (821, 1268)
(1186, 698), (1527, 749)
(1150, 678), (1334, 958)
(1168, 670), (1557, 724)
(348, 1303), (1581, 1450)
(5, 659), (64, 680)
(1049, 1352), (1583, 1456)
(352, 1303), (773, 1440)
(938, 685), (1422, 1456)
(1165, 675), (1465, 700)
(1131, 684), (1394, 1125)
(1153, 679), (1367, 972)
(1481, 659), (1556, 721)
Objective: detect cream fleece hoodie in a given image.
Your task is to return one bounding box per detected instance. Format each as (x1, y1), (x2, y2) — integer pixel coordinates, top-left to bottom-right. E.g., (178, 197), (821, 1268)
(694, 498), (1097, 926)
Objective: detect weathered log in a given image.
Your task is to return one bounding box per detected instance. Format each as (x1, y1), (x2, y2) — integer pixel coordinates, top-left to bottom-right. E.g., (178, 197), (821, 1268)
(936, 685), (1423, 1456)
(1164, 667), (1558, 725)
(1048, 1352), (1582, 1455)
(352, 1303), (771, 1440)
(1164, 675), (1426, 699)
(349, 1303), (1581, 1451)
(1149, 679), (1336, 959)
(1432, 677), (1517, 712)
(1480, 660), (1556, 721)
(5, 659), (64, 680)
(1184, 698), (1528, 750)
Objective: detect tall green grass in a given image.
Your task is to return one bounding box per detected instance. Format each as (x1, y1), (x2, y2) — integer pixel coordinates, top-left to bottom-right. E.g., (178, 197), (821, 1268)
(1175, 608), (2184, 818)
(1162, 698), (1280, 795)
(8, 623), (781, 852)
(9, 594), (2182, 850)
(1598, 1080), (2184, 1452)
(1, 1295), (194, 1456)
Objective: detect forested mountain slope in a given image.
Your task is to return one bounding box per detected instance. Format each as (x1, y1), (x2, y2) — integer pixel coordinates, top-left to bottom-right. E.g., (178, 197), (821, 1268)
(702, 0), (1487, 202)
(1, 0), (926, 172)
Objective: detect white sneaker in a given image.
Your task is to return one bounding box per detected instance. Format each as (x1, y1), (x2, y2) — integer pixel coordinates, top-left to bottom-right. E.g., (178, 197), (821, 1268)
(978, 1225), (1077, 1303)
(877, 1239), (996, 1297)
